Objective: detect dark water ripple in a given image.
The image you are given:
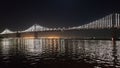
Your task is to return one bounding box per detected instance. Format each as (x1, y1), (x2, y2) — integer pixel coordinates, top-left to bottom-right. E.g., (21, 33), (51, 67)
(0, 38), (119, 68)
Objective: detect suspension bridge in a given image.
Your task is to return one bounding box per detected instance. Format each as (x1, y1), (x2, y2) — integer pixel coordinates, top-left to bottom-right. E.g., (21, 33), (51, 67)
(0, 13), (120, 39)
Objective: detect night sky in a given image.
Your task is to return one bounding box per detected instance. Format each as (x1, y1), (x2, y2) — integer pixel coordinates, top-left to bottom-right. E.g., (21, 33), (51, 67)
(0, 0), (120, 31)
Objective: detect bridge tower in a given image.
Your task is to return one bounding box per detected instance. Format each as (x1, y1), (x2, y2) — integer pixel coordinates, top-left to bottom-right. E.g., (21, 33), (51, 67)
(34, 24), (38, 39)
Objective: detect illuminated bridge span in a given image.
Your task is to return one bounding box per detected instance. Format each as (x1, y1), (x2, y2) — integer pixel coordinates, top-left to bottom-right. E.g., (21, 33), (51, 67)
(71, 13), (120, 29)
(0, 13), (120, 39)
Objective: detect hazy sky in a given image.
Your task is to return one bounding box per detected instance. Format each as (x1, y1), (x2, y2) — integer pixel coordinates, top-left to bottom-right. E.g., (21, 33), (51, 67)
(0, 0), (120, 31)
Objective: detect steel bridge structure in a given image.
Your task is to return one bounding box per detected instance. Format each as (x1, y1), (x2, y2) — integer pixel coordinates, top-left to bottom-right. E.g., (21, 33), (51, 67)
(0, 13), (120, 39)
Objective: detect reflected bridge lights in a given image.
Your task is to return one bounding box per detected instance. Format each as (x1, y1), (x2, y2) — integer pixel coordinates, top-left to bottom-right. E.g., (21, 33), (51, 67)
(1, 38), (11, 46)
(24, 39), (43, 54)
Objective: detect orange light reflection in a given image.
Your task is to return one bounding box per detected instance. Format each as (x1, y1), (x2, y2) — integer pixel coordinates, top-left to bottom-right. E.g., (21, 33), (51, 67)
(47, 36), (60, 39)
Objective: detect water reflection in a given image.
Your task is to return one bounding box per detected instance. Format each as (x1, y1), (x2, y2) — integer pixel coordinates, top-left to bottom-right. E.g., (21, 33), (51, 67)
(0, 38), (119, 67)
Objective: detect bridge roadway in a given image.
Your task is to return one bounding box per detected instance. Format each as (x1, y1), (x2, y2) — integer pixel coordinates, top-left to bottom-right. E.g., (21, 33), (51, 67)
(0, 28), (120, 40)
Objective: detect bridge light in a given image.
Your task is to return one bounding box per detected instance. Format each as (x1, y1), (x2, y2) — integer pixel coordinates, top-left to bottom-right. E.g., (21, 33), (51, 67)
(47, 36), (60, 39)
